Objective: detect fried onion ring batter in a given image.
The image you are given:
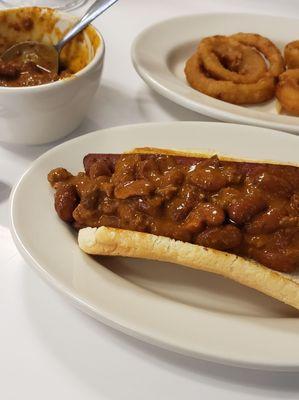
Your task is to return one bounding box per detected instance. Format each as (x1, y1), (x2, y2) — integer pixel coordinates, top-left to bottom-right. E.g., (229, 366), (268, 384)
(284, 40), (299, 69)
(198, 35), (268, 83)
(185, 53), (276, 105)
(276, 69), (299, 115)
(230, 33), (285, 77)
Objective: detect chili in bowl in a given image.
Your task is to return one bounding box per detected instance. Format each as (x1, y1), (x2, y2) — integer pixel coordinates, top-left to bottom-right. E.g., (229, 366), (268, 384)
(0, 7), (104, 145)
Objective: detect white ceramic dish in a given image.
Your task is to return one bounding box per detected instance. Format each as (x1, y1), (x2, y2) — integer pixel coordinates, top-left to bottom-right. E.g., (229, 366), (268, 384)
(0, 7), (104, 145)
(132, 13), (299, 134)
(10, 122), (299, 371)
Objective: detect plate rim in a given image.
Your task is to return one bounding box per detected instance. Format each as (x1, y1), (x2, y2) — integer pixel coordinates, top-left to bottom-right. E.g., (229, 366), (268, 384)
(10, 121), (299, 371)
(131, 12), (299, 134)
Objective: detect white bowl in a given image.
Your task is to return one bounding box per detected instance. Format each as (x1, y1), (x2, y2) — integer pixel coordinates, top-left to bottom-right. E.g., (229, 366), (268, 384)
(0, 7), (105, 145)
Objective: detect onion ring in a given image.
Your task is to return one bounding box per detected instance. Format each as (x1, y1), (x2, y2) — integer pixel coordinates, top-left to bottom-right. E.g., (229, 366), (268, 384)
(198, 35), (268, 83)
(276, 69), (299, 115)
(184, 52), (276, 105)
(284, 40), (299, 69)
(230, 33), (285, 77)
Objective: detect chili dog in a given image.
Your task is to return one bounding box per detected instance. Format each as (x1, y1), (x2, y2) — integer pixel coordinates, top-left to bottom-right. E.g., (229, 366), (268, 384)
(48, 148), (299, 310)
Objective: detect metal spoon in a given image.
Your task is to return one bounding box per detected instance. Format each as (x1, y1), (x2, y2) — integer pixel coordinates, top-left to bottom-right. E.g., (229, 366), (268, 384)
(1, 0), (118, 73)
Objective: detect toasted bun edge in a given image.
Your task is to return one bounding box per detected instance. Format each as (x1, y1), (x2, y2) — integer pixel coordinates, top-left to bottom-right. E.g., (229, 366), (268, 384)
(129, 147), (299, 167)
(78, 226), (299, 311)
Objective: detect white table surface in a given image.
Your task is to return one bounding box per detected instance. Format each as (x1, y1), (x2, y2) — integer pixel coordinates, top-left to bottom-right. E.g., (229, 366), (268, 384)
(1, 0), (299, 398)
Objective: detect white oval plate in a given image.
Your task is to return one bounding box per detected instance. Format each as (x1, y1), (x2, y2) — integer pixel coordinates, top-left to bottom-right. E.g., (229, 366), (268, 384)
(10, 122), (299, 371)
(132, 14), (299, 134)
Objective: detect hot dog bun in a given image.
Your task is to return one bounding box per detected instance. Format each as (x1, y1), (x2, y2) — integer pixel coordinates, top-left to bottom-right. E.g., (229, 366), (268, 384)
(130, 147), (299, 167)
(78, 226), (299, 310)
(78, 148), (299, 310)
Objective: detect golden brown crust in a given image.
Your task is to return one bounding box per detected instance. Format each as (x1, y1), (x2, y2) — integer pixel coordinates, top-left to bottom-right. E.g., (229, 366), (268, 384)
(184, 52), (276, 105)
(78, 226), (299, 310)
(230, 33), (285, 78)
(276, 69), (299, 116)
(284, 40), (299, 69)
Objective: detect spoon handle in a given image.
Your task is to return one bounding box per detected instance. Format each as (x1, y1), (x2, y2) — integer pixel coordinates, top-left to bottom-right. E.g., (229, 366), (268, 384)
(55, 0), (119, 53)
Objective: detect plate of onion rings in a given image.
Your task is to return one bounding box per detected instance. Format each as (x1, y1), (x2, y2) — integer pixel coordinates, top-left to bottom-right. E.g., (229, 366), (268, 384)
(132, 13), (299, 134)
